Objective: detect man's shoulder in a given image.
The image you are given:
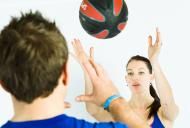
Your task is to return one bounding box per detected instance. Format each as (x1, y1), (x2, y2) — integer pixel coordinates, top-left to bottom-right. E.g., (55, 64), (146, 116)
(0, 115), (128, 128)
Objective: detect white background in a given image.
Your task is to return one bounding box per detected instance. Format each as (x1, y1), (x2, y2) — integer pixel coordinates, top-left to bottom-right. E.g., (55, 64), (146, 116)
(0, 0), (189, 127)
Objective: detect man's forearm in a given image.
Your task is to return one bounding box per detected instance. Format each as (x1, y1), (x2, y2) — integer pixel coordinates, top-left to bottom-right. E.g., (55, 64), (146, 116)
(109, 98), (150, 128)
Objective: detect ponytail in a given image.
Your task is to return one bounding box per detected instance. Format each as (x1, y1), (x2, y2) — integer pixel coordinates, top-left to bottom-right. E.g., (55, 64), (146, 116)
(147, 83), (161, 119)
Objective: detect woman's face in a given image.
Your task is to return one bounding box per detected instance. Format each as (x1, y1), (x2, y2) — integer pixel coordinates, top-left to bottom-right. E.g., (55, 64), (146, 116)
(125, 60), (154, 94)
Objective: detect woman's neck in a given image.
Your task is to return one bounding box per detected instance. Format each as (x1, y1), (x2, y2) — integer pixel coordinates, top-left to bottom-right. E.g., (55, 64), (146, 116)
(129, 92), (154, 109)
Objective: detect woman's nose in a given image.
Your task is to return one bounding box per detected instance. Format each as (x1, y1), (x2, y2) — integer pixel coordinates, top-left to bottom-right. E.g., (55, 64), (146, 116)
(132, 74), (139, 81)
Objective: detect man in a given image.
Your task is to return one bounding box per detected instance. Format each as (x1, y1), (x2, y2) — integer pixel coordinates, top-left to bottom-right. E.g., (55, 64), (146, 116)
(0, 11), (149, 128)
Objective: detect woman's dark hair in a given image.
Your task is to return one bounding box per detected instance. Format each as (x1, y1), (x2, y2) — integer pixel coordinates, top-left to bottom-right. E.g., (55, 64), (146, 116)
(126, 55), (161, 119)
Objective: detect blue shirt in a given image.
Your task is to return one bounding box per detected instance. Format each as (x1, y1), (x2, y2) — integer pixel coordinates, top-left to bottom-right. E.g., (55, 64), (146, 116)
(1, 114), (128, 128)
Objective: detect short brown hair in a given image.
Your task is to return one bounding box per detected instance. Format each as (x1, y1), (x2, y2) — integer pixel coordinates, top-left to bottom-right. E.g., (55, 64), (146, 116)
(0, 11), (68, 103)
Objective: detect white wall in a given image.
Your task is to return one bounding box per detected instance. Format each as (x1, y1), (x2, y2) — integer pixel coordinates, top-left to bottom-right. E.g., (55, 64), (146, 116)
(0, 0), (189, 127)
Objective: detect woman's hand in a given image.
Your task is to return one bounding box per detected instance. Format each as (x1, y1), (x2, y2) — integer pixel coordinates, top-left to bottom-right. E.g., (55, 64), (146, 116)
(148, 28), (162, 65)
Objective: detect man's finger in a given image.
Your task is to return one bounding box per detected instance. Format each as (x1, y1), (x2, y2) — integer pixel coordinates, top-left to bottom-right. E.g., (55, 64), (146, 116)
(75, 94), (93, 102)
(64, 101), (71, 108)
(83, 61), (98, 84)
(90, 47), (94, 61)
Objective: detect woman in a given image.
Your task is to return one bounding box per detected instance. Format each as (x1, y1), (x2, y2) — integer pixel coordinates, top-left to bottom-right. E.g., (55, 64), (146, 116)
(71, 28), (179, 128)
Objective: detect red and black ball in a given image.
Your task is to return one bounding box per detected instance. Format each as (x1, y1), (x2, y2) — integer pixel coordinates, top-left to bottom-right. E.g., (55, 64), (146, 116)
(79, 0), (128, 39)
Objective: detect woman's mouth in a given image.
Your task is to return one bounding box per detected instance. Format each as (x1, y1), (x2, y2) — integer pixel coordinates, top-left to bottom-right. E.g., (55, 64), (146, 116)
(132, 83), (140, 86)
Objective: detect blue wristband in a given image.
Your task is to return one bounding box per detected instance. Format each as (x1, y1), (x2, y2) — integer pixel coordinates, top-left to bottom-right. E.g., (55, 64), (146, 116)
(103, 94), (121, 111)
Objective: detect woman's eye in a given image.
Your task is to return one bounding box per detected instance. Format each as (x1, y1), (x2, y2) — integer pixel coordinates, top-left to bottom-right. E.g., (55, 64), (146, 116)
(128, 72), (133, 76)
(139, 72), (144, 75)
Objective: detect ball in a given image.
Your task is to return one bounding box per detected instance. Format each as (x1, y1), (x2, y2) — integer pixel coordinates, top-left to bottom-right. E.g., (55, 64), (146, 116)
(79, 0), (128, 39)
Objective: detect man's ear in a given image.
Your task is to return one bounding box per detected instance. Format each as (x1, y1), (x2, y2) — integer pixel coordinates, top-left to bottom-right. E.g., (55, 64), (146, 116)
(0, 80), (9, 92)
(62, 61), (69, 86)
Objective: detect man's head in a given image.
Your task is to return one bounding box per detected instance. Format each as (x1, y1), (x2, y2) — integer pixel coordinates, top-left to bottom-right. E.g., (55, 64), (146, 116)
(0, 11), (68, 104)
